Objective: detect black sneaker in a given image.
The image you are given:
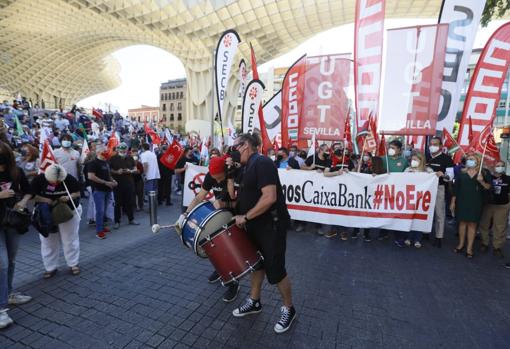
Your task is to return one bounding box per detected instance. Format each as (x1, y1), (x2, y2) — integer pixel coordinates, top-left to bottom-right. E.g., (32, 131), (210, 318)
(208, 271), (220, 284)
(232, 298), (262, 317)
(504, 263), (510, 269)
(274, 305), (296, 334)
(363, 233), (371, 242)
(222, 282), (239, 303)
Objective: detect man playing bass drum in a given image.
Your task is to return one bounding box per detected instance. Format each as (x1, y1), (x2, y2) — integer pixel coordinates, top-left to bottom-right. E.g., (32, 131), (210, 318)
(175, 153), (241, 302)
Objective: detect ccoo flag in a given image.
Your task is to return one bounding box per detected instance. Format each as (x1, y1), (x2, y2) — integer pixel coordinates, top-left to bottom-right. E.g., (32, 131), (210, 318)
(241, 79), (265, 135)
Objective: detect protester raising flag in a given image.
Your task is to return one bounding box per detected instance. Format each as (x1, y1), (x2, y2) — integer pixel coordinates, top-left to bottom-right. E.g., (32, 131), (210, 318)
(39, 140), (57, 174)
(144, 122), (161, 145)
(442, 128), (462, 157)
(468, 123), (500, 168)
(160, 139), (184, 170)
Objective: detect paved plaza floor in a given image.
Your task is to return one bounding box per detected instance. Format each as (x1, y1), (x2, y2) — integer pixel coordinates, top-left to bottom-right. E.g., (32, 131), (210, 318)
(1, 198), (509, 348)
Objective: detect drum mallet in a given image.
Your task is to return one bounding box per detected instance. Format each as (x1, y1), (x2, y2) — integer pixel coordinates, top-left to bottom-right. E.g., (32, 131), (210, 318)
(151, 224), (176, 234)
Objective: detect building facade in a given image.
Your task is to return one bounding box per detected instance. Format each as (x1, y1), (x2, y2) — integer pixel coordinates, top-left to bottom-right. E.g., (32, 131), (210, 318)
(128, 105), (159, 123)
(160, 78), (186, 132)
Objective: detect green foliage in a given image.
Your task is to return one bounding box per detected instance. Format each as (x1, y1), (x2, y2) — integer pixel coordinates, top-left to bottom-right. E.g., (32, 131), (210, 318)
(481, 0), (510, 27)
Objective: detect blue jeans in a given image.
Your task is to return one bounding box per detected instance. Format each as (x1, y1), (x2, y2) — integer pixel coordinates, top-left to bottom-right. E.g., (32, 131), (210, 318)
(0, 227), (20, 309)
(407, 231), (423, 242)
(93, 190), (112, 233)
(144, 179), (158, 196)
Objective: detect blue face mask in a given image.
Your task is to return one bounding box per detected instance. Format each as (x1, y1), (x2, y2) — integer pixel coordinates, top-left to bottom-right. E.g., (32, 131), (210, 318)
(62, 140), (72, 148)
(466, 159), (477, 168)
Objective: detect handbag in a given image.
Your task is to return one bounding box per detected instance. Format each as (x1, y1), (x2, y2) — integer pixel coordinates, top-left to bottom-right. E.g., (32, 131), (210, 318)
(2, 207), (32, 234)
(32, 203), (58, 237)
(51, 202), (74, 224)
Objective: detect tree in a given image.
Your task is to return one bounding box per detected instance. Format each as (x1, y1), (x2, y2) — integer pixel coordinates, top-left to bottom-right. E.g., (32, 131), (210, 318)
(481, 0), (510, 27)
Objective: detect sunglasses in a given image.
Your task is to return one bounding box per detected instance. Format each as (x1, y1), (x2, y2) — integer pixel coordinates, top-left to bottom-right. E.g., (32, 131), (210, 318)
(232, 142), (245, 151)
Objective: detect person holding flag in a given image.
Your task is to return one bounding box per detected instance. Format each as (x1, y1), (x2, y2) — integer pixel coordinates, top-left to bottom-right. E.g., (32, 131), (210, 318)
(426, 136), (455, 248)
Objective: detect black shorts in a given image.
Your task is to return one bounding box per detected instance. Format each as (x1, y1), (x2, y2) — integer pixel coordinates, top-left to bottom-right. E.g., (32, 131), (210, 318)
(246, 218), (287, 285)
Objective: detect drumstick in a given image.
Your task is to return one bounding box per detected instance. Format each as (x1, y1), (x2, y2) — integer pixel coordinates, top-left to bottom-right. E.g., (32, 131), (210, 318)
(151, 224), (176, 234)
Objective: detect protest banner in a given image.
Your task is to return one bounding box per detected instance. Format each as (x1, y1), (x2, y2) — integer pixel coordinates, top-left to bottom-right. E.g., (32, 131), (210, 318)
(184, 164), (438, 232)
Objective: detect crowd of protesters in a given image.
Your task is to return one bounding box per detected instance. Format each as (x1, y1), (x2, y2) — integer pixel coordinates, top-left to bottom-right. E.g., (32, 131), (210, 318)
(1, 96), (510, 329)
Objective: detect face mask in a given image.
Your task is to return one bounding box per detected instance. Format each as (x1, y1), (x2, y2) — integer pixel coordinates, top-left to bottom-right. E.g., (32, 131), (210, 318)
(388, 148), (396, 157)
(270, 155), (276, 161)
(334, 149), (342, 156)
(363, 155), (370, 162)
(466, 159), (477, 168)
(119, 152), (127, 157)
(289, 151), (295, 158)
(62, 140), (72, 148)
(133, 156), (138, 161)
(495, 166), (505, 174)
(429, 145), (440, 154)
(403, 150), (411, 158)
(411, 159), (420, 168)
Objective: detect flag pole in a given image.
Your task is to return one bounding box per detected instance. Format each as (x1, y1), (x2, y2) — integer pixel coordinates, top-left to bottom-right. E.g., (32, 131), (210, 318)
(358, 136), (367, 172)
(383, 135), (389, 173)
(478, 132), (489, 176)
(341, 140), (347, 170)
(211, 49), (216, 147)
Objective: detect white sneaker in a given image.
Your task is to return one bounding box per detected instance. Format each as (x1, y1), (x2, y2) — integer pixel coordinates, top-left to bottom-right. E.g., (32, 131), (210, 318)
(0, 309), (13, 329)
(414, 241), (422, 249)
(8, 293), (32, 305)
(404, 239), (411, 247)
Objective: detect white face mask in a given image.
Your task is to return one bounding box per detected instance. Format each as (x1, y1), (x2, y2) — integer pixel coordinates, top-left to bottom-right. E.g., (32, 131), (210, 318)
(61, 140), (72, 148)
(429, 145), (440, 154)
(495, 166), (505, 174)
(388, 148), (396, 157)
(466, 159), (477, 168)
(363, 155), (370, 162)
(411, 159), (420, 168)
(270, 155), (276, 161)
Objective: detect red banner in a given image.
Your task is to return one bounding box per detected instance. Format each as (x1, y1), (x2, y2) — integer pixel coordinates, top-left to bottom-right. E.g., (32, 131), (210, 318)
(457, 21), (510, 148)
(378, 24), (448, 135)
(281, 54), (307, 148)
(299, 55), (351, 141)
(354, 0), (385, 130)
(39, 140), (57, 174)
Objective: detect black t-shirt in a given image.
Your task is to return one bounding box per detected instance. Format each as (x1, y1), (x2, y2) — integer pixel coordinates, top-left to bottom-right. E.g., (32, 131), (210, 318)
(31, 174), (81, 210)
(236, 153), (290, 227)
(109, 155), (136, 186)
(490, 174), (510, 205)
(426, 152), (454, 185)
(175, 155), (198, 184)
(202, 173), (235, 202)
(87, 158), (112, 192)
(158, 153), (174, 177)
(0, 167), (30, 218)
(305, 154), (332, 170)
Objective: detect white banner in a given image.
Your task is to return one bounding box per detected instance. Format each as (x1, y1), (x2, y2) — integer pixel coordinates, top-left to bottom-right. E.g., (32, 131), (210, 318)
(241, 79), (265, 134)
(238, 59), (247, 99)
(184, 164), (438, 232)
(436, 0), (486, 133)
(215, 29), (241, 121)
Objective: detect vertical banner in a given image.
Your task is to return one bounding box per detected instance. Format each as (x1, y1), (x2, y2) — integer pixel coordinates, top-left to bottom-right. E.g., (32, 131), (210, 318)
(457, 22), (510, 148)
(281, 54), (307, 148)
(238, 59), (247, 99)
(354, 0), (385, 130)
(378, 24), (448, 135)
(241, 79), (265, 134)
(262, 90), (282, 143)
(299, 55), (351, 141)
(436, 0), (487, 133)
(215, 29), (241, 122)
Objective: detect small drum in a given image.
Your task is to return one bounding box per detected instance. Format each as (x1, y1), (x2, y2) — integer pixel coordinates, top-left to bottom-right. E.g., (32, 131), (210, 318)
(200, 222), (263, 285)
(181, 201), (232, 258)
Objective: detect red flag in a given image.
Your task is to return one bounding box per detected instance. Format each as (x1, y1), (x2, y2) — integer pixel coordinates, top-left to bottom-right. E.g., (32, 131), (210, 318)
(39, 140), (57, 174)
(103, 133), (119, 160)
(249, 43), (272, 154)
(377, 134), (386, 157)
(92, 108), (103, 120)
(442, 128), (462, 157)
(144, 123), (161, 145)
(467, 123), (500, 167)
(160, 139), (184, 170)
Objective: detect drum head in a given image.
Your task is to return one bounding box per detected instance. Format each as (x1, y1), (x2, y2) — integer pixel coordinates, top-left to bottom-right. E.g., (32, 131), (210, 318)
(194, 209), (233, 257)
(181, 201), (215, 247)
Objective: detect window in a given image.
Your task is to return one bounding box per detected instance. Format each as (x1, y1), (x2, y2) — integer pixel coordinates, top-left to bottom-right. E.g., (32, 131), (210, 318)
(170, 114), (174, 121)
(170, 123), (174, 129)
(180, 91), (184, 99)
(170, 103), (174, 111)
(177, 102), (182, 110)
(499, 99), (507, 108)
(161, 94), (164, 100)
(162, 104), (166, 111)
(178, 113), (182, 121)
(162, 114), (167, 122)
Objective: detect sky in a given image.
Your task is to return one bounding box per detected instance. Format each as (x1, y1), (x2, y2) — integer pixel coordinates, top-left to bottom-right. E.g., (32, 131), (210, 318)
(78, 19), (508, 115)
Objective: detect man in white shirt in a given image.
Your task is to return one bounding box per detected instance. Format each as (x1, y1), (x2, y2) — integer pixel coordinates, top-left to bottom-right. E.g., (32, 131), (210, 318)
(140, 143), (161, 198)
(53, 134), (80, 180)
(54, 114), (69, 131)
